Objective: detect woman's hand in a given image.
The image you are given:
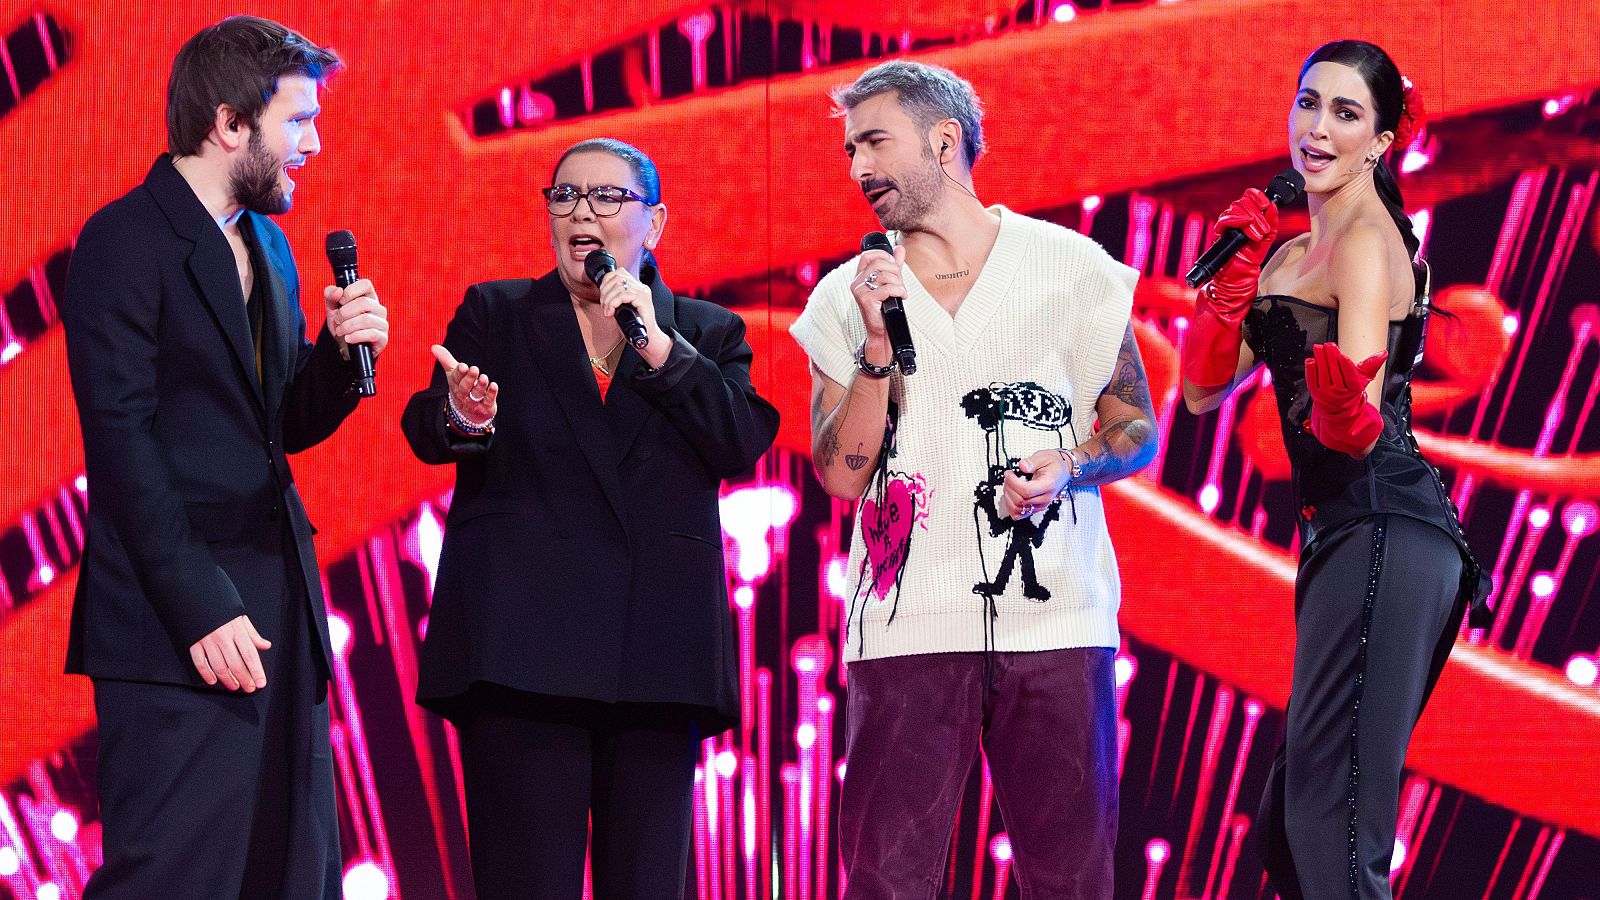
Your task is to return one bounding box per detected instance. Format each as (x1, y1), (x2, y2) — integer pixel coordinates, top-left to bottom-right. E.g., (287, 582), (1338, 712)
(432, 344), (498, 425)
(596, 268), (672, 368)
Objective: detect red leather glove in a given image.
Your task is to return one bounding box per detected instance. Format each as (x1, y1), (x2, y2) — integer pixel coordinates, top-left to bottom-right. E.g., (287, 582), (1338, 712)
(1305, 343), (1388, 457)
(1182, 188), (1278, 388)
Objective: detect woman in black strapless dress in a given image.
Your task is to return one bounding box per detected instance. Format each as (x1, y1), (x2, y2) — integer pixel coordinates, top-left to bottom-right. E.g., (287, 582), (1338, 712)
(1179, 40), (1489, 900)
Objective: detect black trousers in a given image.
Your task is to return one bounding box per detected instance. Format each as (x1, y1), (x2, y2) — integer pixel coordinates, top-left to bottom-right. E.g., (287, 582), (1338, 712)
(84, 530), (339, 899)
(455, 686), (702, 900)
(1259, 514), (1465, 900)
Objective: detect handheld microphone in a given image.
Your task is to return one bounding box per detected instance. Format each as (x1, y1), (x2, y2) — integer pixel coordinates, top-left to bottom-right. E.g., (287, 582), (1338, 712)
(582, 249), (650, 350)
(860, 232), (916, 375)
(324, 230), (375, 397)
(1184, 169), (1306, 288)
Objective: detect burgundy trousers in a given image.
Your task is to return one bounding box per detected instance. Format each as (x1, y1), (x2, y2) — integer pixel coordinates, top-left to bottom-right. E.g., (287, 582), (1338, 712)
(839, 647), (1117, 899)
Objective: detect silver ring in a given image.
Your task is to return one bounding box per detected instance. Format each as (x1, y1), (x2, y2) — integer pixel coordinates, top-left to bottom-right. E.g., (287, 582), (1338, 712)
(468, 391), (486, 403)
(1021, 504), (1034, 516)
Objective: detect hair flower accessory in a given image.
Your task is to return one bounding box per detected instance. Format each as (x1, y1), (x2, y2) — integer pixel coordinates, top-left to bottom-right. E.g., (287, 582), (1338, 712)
(1392, 75), (1426, 153)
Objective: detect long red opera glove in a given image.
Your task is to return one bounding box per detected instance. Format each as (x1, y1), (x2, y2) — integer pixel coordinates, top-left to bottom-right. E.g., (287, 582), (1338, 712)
(1304, 342), (1388, 457)
(1182, 188), (1278, 388)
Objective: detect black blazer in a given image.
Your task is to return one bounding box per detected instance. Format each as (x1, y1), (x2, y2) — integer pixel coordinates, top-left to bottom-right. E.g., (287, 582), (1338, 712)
(61, 155), (358, 685)
(402, 267), (779, 727)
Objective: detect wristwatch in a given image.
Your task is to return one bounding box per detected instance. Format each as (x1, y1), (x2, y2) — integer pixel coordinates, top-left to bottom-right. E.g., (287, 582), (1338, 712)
(855, 339), (895, 378)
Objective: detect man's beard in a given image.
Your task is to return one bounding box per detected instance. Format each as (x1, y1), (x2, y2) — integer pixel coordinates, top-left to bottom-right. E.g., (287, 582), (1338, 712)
(230, 128), (291, 215)
(873, 147), (943, 232)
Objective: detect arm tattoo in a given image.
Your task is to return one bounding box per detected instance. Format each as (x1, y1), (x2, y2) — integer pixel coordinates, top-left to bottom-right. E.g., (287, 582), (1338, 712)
(1105, 323), (1156, 419)
(818, 389), (851, 470)
(1069, 325), (1160, 485)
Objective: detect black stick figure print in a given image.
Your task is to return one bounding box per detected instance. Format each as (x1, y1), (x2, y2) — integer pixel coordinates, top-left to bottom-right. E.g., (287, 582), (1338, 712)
(961, 382), (1075, 603)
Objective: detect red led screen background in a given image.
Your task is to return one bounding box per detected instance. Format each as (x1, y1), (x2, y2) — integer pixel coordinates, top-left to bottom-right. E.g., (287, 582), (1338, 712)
(2, 0), (1599, 897)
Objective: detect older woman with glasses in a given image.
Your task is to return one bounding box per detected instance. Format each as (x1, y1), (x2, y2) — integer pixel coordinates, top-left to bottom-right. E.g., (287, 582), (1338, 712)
(402, 137), (779, 900)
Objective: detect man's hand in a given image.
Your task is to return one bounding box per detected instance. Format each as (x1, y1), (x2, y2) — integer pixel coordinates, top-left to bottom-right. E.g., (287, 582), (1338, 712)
(1001, 450), (1075, 519)
(323, 278), (389, 358)
(189, 615), (271, 692)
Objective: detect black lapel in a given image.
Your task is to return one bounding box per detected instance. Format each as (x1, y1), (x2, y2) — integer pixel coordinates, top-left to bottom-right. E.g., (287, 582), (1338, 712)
(144, 155), (264, 410)
(518, 272), (629, 520)
(243, 214), (296, 423)
(607, 265), (679, 460)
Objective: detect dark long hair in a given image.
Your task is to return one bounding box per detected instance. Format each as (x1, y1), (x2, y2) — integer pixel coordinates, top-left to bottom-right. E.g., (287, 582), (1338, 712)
(1299, 41), (1420, 262)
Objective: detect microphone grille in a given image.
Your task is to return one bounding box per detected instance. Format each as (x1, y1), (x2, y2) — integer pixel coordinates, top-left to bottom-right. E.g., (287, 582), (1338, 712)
(1267, 169), (1306, 206)
(583, 249), (617, 286)
(861, 232), (893, 253)
(325, 230), (357, 266)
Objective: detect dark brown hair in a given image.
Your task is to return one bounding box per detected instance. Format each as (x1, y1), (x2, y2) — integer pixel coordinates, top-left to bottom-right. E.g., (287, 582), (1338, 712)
(1300, 40), (1418, 260)
(166, 16), (341, 157)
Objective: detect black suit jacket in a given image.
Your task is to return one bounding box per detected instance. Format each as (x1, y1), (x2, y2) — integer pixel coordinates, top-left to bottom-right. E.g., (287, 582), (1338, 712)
(402, 267), (779, 728)
(61, 154), (358, 685)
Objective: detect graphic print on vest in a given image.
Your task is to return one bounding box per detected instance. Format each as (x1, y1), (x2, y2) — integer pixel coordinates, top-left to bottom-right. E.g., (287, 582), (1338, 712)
(961, 381), (1074, 603)
(846, 399), (932, 654)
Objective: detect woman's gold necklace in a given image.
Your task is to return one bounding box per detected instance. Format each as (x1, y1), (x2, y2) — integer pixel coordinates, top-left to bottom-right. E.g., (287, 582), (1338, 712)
(589, 335), (627, 377)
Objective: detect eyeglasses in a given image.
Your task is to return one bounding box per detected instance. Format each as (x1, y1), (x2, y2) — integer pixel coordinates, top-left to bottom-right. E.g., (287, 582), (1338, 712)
(541, 184), (651, 217)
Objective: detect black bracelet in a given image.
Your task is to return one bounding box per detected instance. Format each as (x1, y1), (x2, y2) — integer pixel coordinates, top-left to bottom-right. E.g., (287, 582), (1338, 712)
(855, 340), (895, 378)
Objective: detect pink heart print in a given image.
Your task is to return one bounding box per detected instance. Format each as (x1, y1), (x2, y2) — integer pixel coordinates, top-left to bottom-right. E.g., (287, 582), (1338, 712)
(860, 478), (914, 600)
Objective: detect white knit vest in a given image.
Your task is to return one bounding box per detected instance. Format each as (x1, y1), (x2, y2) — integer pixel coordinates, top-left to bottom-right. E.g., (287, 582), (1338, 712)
(790, 207), (1137, 663)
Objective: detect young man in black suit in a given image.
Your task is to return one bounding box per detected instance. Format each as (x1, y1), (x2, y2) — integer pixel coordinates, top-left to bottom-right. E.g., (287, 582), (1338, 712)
(60, 16), (388, 898)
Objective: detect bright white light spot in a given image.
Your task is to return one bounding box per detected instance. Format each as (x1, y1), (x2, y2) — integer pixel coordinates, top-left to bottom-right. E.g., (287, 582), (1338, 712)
(825, 556), (848, 600)
(49, 810), (77, 842)
(37, 564), (54, 586)
(1146, 838), (1170, 864)
(1400, 149), (1430, 175)
(496, 87), (514, 128)
(1, 341), (21, 363)
(796, 656), (814, 673)
(990, 833), (1013, 862)
(1541, 96), (1575, 118)
(1562, 501), (1597, 537)
(796, 723), (816, 750)
(36, 885), (60, 900)
(414, 503), (443, 592)
(1114, 655), (1135, 688)
(1503, 314), (1520, 335)
(0, 846), (18, 876)
(1529, 507), (1551, 529)
(1390, 838), (1408, 872)
(343, 861), (390, 900)
(836, 761), (848, 781)
(75, 475), (88, 492)
(715, 750), (738, 778)
(327, 613), (352, 659)
(1082, 194), (1102, 212)
(818, 696), (833, 714)
(1198, 483), (1221, 514)
(1566, 654), (1598, 687)
(1052, 2), (1077, 22)
(734, 585), (755, 610)
(720, 484), (800, 583)
(1246, 699), (1264, 718)
(1174, 316), (1190, 331)
(678, 10), (716, 42)
(1409, 209), (1431, 250)
(1530, 573), (1555, 599)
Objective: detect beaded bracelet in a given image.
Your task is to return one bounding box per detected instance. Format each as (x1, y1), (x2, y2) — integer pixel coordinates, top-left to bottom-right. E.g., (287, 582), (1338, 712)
(444, 396), (495, 436)
(855, 339), (895, 379)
